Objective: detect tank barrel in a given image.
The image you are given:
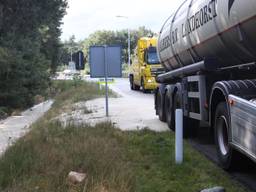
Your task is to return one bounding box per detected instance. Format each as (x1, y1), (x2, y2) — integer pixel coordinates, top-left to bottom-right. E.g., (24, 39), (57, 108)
(157, 0), (256, 71)
(156, 58), (219, 83)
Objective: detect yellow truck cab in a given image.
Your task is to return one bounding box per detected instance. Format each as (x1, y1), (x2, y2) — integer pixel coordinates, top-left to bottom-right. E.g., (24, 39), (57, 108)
(129, 37), (164, 93)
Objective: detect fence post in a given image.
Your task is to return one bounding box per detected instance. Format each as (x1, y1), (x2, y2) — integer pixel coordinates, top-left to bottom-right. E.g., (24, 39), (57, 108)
(175, 109), (183, 164)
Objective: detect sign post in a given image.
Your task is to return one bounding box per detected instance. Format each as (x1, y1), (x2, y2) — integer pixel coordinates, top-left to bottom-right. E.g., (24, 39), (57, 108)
(104, 45), (109, 117)
(89, 45), (122, 117)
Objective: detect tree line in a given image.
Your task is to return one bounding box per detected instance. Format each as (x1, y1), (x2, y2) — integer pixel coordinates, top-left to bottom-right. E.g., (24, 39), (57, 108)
(0, 0), (155, 115)
(61, 26), (156, 65)
(0, 0), (67, 114)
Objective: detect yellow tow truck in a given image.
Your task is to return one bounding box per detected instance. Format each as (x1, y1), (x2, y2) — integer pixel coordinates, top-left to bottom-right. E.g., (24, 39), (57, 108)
(129, 37), (164, 93)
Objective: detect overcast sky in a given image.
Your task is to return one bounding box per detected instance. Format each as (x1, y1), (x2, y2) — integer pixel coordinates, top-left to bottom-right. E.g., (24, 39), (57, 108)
(61, 0), (184, 41)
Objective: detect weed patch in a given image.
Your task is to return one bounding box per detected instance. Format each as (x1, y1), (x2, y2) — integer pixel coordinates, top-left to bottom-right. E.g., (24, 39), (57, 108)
(0, 122), (134, 192)
(0, 80), (248, 192)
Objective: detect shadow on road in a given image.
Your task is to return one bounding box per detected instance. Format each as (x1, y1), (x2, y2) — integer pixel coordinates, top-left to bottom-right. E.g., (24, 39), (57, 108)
(188, 126), (256, 191)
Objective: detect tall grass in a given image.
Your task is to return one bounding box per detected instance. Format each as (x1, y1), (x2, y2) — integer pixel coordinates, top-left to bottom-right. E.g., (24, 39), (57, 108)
(0, 80), (248, 192)
(0, 80), (129, 192)
(0, 122), (134, 192)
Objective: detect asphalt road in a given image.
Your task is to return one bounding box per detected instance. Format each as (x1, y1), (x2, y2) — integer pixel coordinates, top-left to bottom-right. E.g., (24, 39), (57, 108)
(109, 78), (154, 99)
(96, 77), (169, 132)
(110, 78), (256, 192)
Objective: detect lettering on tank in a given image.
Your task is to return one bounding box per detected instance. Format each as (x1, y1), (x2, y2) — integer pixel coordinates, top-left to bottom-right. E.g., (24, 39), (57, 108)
(228, 0), (235, 16)
(182, 0), (217, 37)
(159, 35), (172, 52)
(159, 0), (218, 52)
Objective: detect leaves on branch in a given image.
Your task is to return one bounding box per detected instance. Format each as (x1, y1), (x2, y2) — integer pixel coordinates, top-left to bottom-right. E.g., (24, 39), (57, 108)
(0, 0), (68, 109)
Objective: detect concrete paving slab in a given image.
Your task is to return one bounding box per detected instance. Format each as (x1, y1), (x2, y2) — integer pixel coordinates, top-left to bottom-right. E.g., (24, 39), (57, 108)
(0, 100), (53, 155)
(57, 78), (169, 132)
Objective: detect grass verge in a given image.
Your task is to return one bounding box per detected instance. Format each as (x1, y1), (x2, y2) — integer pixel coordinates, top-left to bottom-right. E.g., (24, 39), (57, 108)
(0, 80), (249, 192)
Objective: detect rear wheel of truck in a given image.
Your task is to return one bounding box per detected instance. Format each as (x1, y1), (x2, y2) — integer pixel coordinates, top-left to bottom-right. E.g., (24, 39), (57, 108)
(165, 91), (175, 130)
(129, 75), (134, 90)
(214, 102), (238, 170)
(141, 78), (148, 93)
(134, 83), (140, 90)
(130, 75), (140, 90)
(157, 90), (166, 122)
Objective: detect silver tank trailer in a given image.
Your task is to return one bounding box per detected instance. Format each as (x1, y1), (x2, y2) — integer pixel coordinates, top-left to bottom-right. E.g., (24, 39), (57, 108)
(157, 0), (256, 71)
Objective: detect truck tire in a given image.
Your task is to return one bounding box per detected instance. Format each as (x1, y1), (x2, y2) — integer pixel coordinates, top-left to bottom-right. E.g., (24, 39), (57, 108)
(134, 83), (140, 90)
(130, 75), (140, 90)
(165, 91), (175, 130)
(129, 75), (134, 90)
(214, 102), (238, 170)
(141, 78), (148, 93)
(157, 91), (166, 122)
(172, 92), (181, 132)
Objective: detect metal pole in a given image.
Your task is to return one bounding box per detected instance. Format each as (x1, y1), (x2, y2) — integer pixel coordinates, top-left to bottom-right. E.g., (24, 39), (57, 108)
(128, 28), (131, 66)
(104, 45), (109, 117)
(175, 109), (183, 164)
(70, 48), (73, 62)
(79, 52), (81, 69)
(115, 16), (130, 65)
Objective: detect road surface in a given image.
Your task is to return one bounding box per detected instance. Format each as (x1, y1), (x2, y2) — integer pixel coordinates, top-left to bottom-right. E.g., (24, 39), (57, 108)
(58, 77), (169, 132)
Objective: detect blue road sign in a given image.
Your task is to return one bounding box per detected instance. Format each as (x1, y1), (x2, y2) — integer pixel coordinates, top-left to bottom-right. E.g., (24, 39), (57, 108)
(89, 45), (122, 78)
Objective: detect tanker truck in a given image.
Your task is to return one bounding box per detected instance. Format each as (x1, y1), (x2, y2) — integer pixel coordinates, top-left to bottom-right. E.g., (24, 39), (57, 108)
(155, 0), (256, 170)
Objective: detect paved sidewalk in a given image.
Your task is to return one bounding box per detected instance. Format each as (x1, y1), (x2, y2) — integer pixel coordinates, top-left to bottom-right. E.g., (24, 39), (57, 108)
(0, 100), (53, 156)
(57, 78), (169, 132)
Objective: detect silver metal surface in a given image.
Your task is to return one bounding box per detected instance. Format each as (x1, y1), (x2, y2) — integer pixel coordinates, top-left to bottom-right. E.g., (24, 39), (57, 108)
(217, 115), (229, 156)
(229, 94), (256, 162)
(189, 112), (201, 120)
(156, 60), (205, 83)
(158, 0), (256, 71)
(188, 92), (200, 98)
(187, 75), (207, 121)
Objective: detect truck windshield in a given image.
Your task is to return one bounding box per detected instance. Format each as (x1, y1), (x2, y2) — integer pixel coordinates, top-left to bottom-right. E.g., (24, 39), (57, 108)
(146, 47), (160, 64)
